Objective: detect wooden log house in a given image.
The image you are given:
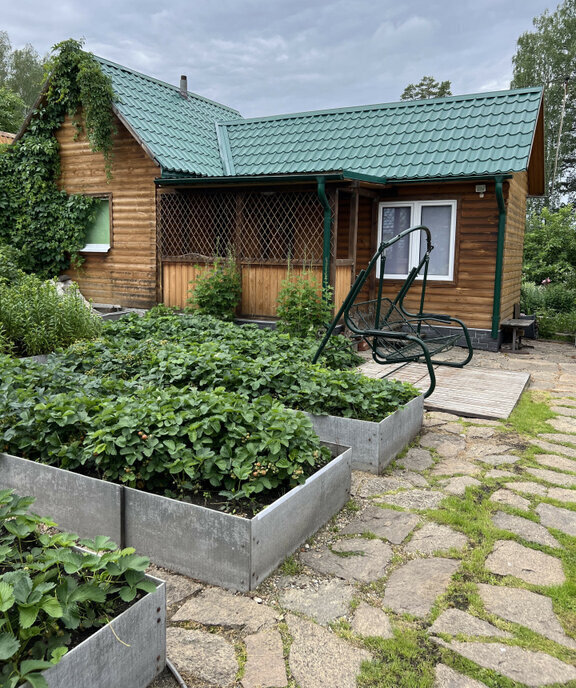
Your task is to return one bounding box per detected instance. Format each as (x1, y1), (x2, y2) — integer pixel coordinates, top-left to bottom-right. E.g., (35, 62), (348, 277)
(18, 57), (545, 350)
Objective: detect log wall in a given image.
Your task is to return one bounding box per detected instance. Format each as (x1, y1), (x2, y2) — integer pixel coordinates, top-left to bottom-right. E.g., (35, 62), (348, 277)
(56, 113), (159, 308)
(500, 172), (528, 320)
(354, 181), (504, 331)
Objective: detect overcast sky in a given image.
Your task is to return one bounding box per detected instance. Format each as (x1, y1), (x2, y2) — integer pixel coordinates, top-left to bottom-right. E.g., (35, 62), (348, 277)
(3, 0), (553, 118)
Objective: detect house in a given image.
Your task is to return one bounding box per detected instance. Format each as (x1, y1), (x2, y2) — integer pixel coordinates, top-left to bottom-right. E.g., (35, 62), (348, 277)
(0, 131), (15, 144)
(29, 57), (545, 349)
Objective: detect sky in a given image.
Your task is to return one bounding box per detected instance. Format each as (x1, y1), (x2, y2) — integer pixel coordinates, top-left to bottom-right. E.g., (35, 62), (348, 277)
(3, 0), (554, 118)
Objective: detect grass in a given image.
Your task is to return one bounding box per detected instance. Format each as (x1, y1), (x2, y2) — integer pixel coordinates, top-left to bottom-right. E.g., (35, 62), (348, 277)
(505, 390), (557, 436)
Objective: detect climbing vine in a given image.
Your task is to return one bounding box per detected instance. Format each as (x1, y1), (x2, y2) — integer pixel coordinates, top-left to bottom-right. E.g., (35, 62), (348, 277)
(0, 39), (116, 277)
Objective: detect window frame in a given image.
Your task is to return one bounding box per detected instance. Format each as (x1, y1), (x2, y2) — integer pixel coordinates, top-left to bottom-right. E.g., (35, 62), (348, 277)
(377, 199), (457, 281)
(81, 193), (112, 253)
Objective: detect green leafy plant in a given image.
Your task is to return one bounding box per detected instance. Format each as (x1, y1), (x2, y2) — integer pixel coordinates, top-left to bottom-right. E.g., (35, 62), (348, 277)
(276, 271), (334, 338)
(0, 275), (102, 356)
(187, 256), (242, 320)
(0, 489), (155, 688)
(0, 39), (115, 278)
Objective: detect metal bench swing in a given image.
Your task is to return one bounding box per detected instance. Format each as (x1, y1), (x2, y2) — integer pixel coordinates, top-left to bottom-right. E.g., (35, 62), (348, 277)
(313, 224), (473, 397)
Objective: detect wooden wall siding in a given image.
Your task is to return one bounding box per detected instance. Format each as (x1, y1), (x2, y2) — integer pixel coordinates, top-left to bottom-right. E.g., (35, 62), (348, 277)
(336, 191), (351, 259)
(163, 262), (351, 317)
(353, 182), (501, 331)
(56, 113), (160, 307)
(500, 172), (528, 321)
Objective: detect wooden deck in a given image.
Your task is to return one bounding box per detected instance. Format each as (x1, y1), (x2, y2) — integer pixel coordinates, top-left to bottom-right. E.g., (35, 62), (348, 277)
(359, 360), (530, 420)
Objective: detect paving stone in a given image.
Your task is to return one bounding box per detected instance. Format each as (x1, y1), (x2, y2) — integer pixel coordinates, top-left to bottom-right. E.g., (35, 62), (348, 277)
(551, 405), (576, 418)
(478, 583), (576, 650)
(484, 540), (565, 585)
(463, 418), (502, 427)
(287, 614), (371, 688)
(490, 489), (531, 510)
(491, 511), (561, 548)
(383, 558), (460, 618)
(538, 432), (576, 447)
(526, 467), (576, 487)
(535, 453), (576, 472)
(476, 454), (520, 466)
(536, 502), (576, 536)
(549, 416), (576, 433)
(301, 537), (392, 583)
(351, 601), (393, 638)
(504, 481), (548, 496)
(547, 486), (576, 503)
(465, 426), (496, 440)
(278, 578), (354, 624)
(432, 459), (480, 476)
(443, 422), (467, 435)
(434, 663), (489, 688)
(379, 489), (446, 510)
(166, 627), (238, 687)
(442, 476), (482, 495)
(485, 469), (517, 479)
(391, 469), (430, 487)
(397, 447), (434, 471)
(148, 565), (202, 608)
(405, 523), (468, 555)
(531, 438), (576, 458)
(433, 639), (576, 686)
(353, 474), (413, 498)
(427, 412), (459, 423)
(467, 442), (514, 457)
(242, 629), (288, 688)
(171, 587), (278, 633)
(342, 505), (420, 543)
(420, 433), (466, 457)
(429, 608), (512, 638)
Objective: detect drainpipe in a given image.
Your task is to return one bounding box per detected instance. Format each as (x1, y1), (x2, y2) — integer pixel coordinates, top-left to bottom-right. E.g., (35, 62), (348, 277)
(316, 176), (332, 292)
(491, 176), (506, 339)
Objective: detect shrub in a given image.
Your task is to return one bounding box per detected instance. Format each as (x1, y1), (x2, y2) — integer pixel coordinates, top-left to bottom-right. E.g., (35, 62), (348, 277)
(542, 283), (576, 313)
(0, 275), (102, 356)
(276, 271), (334, 338)
(520, 280), (544, 314)
(187, 257), (242, 320)
(0, 244), (26, 285)
(0, 489), (155, 688)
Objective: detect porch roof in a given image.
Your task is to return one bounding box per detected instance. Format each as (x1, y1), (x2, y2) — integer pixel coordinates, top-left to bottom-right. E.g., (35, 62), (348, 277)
(215, 88), (544, 186)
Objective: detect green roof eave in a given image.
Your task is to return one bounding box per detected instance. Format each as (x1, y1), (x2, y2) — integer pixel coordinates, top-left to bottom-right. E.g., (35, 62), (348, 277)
(154, 170), (389, 186)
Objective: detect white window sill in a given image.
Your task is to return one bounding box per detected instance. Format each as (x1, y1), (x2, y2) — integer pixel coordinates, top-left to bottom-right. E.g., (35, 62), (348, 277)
(81, 244), (111, 253)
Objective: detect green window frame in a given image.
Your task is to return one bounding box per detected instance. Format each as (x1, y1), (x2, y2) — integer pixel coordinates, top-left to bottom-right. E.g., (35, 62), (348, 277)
(83, 195), (111, 252)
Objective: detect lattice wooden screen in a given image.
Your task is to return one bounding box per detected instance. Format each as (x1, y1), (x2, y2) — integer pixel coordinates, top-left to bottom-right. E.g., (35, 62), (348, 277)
(158, 189), (334, 264)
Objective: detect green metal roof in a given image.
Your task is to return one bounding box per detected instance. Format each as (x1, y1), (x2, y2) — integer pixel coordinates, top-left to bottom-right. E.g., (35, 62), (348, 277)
(216, 88), (543, 182)
(96, 57), (241, 176)
(94, 56), (542, 183)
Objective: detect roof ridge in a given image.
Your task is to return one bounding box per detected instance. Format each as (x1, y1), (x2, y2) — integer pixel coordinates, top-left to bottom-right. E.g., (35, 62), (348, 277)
(94, 55), (242, 117)
(219, 86), (542, 127)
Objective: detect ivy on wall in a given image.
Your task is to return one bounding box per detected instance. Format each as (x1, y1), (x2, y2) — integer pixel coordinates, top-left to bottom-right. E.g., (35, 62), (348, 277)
(0, 39), (116, 278)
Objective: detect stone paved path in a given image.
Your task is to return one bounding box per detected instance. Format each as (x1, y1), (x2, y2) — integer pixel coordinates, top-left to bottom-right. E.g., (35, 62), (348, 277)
(150, 340), (576, 688)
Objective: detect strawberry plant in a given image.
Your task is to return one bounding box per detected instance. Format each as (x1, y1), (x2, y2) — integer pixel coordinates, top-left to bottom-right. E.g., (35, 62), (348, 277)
(0, 490), (155, 688)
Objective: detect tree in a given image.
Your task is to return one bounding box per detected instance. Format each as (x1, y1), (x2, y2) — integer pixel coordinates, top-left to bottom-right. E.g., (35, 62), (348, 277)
(522, 204), (576, 284)
(0, 31), (45, 133)
(0, 86), (26, 132)
(400, 76), (452, 101)
(511, 0), (576, 204)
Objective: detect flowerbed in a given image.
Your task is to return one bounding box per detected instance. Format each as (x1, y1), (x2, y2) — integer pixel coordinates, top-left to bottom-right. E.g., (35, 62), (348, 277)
(0, 490), (164, 688)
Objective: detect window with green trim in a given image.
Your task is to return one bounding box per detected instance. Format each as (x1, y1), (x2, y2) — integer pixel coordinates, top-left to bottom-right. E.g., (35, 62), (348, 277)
(83, 196), (111, 252)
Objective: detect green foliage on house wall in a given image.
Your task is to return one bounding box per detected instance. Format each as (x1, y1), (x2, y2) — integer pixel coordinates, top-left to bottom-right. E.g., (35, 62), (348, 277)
(0, 39), (116, 278)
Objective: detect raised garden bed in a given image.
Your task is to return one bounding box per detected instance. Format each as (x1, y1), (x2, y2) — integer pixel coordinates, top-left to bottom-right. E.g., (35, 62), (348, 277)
(32, 573), (166, 688)
(306, 394), (424, 474)
(0, 443), (350, 591)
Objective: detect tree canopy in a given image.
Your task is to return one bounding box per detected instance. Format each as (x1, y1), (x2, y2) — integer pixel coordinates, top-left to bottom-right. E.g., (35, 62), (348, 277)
(400, 76), (452, 101)
(523, 204), (576, 285)
(511, 0), (576, 204)
(0, 31), (45, 133)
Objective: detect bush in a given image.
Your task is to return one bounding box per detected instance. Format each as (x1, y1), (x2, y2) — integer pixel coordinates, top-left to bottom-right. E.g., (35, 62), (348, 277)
(0, 243), (26, 285)
(520, 280), (544, 314)
(276, 271), (333, 338)
(187, 257), (242, 320)
(542, 283), (576, 313)
(0, 275), (102, 356)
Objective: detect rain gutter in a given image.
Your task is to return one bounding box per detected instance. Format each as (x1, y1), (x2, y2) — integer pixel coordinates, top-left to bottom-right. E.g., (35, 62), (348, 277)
(316, 176), (331, 291)
(492, 176), (507, 339)
(154, 170), (388, 187)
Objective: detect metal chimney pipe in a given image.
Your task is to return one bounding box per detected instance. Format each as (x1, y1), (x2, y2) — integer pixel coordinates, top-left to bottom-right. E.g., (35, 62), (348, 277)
(180, 75), (188, 99)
